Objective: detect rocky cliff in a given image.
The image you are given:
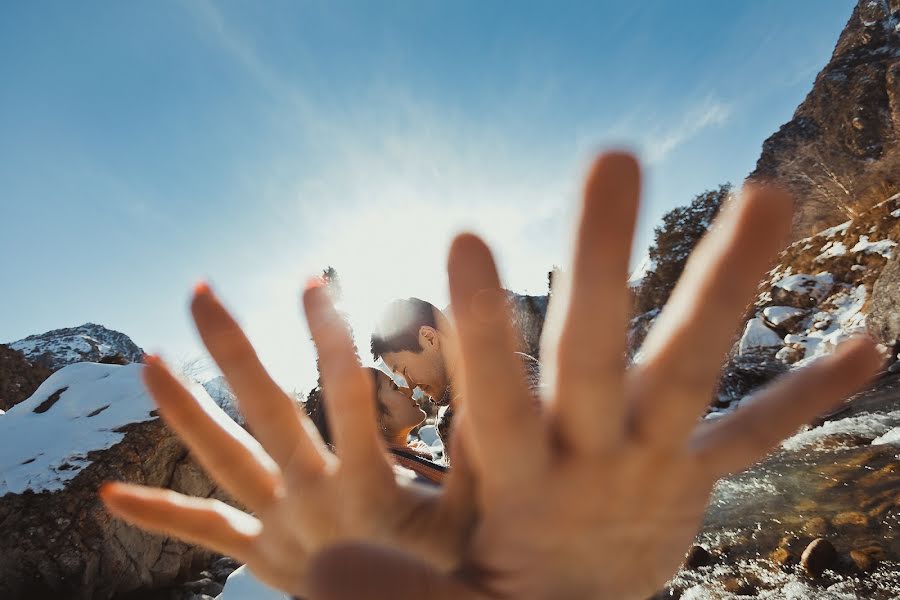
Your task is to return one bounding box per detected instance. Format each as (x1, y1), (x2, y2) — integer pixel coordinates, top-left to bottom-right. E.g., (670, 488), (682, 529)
(751, 0), (900, 238)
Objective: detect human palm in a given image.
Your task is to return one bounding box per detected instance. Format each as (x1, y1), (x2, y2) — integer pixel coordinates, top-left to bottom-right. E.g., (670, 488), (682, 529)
(102, 152), (882, 600)
(100, 283), (474, 598)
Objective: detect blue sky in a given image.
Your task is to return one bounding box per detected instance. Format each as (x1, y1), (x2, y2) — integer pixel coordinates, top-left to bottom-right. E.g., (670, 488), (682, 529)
(0, 1), (854, 390)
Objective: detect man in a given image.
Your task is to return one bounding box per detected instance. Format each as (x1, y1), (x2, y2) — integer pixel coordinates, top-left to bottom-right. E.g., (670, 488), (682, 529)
(370, 297), (540, 460)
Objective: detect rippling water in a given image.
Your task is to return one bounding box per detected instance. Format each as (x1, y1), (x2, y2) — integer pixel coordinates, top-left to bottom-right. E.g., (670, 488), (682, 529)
(666, 374), (900, 599)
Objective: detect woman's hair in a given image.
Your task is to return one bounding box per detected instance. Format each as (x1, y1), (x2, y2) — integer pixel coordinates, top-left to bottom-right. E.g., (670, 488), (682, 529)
(303, 367), (385, 446)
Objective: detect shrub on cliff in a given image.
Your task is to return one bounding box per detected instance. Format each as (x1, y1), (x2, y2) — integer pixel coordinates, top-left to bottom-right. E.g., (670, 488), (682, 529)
(634, 184), (732, 314)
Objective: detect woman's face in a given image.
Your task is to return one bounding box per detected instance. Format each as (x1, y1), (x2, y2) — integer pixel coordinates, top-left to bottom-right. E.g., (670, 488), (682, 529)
(375, 371), (426, 437)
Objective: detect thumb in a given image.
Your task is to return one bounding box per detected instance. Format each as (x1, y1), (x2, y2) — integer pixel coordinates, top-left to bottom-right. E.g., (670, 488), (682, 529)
(307, 542), (479, 600)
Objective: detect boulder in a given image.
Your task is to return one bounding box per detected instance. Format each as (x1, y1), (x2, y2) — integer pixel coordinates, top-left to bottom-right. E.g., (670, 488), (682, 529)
(737, 317), (784, 356)
(770, 274), (834, 309)
(868, 253), (900, 346)
(800, 538), (838, 576)
(0, 344), (52, 411)
(762, 305), (808, 334)
(0, 363), (234, 600)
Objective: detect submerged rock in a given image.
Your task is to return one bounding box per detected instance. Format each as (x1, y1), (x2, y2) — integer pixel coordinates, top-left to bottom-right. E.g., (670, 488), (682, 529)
(800, 538), (837, 576)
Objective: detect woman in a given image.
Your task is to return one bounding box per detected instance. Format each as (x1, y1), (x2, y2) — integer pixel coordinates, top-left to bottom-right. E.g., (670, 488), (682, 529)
(304, 367), (446, 485)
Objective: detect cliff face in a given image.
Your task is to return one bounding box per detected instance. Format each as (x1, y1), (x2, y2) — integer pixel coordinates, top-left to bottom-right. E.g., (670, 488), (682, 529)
(751, 0), (900, 238)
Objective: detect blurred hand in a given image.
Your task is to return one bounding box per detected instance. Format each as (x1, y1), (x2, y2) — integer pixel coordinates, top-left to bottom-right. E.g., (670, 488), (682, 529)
(300, 153), (883, 600)
(101, 152), (883, 600)
(99, 283), (475, 598)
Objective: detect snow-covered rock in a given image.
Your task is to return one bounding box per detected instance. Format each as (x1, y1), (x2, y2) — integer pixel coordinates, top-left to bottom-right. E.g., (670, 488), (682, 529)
(791, 285), (868, 368)
(0, 363), (156, 495)
(7, 323), (144, 370)
(761, 306), (807, 331)
(0, 362), (234, 599)
(771, 273), (834, 309)
(738, 318), (783, 356)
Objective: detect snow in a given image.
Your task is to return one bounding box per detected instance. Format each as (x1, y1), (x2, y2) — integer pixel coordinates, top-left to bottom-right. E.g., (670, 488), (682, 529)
(10, 335), (102, 365)
(815, 240), (847, 261)
(791, 285), (867, 368)
(762, 306), (805, 327)
(0, 408), (4, 416)
(417, 424), (439, 446)
(218, 566), (288, 600)
(773, 272), (834, 295)
(0, 361), (225, 496)
(850, 235), (896, 258)
(818, 220), (851, 238)
(738, 317), (783, 355)
(872, 426), (900, 445)
(202, 375), (244, 425)
(0, 363), (156, 495)
(6, 323), (144, 370)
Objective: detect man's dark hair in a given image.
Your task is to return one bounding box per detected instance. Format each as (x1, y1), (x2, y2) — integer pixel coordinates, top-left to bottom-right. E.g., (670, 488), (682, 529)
(370, 297), (440, 359)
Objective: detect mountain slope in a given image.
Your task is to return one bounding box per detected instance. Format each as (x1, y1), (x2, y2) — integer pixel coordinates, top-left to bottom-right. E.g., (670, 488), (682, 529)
(7, 323), (144, 370)
(751, 0), (900, 238)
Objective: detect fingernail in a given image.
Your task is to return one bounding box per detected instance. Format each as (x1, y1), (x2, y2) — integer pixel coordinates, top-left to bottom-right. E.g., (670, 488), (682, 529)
(97, 481), (117, 500)
(142, 354), (162, 368)
(194, 281), (212, 297)
(305, 276), (326, 291)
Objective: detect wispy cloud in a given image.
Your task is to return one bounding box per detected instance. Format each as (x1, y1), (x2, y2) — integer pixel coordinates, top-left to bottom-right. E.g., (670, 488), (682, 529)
(186, 0), (314, 120)
(644, 97), (732, 164)
(176, 4), (580, 389)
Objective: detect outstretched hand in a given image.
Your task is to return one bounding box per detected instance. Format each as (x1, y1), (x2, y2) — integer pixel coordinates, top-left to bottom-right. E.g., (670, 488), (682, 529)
(101, 152), (883, 600)
(99, 283), (475, 597)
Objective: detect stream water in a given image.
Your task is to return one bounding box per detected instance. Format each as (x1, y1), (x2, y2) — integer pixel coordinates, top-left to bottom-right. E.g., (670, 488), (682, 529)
(666, 374), (900, 599)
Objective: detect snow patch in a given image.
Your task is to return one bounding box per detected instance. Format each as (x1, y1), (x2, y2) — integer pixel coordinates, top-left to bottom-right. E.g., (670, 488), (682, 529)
(0, 362), (226, 496)
(0, 363), (156, 495)
(762, 306), (806, 327)
(772, 273), (834, 305)
(738, 317), (783, 355)
(218, 566), (289, 600)
(791, 285), (867, 368)
(872, 426), (900, 445)
(850, 235), (896, 258)
(818, 220), (851, 238)
(815, 240), (847, 262)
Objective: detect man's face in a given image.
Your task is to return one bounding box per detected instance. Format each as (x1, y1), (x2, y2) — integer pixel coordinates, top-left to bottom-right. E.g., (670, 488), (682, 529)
(381, 327), (450, 405)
